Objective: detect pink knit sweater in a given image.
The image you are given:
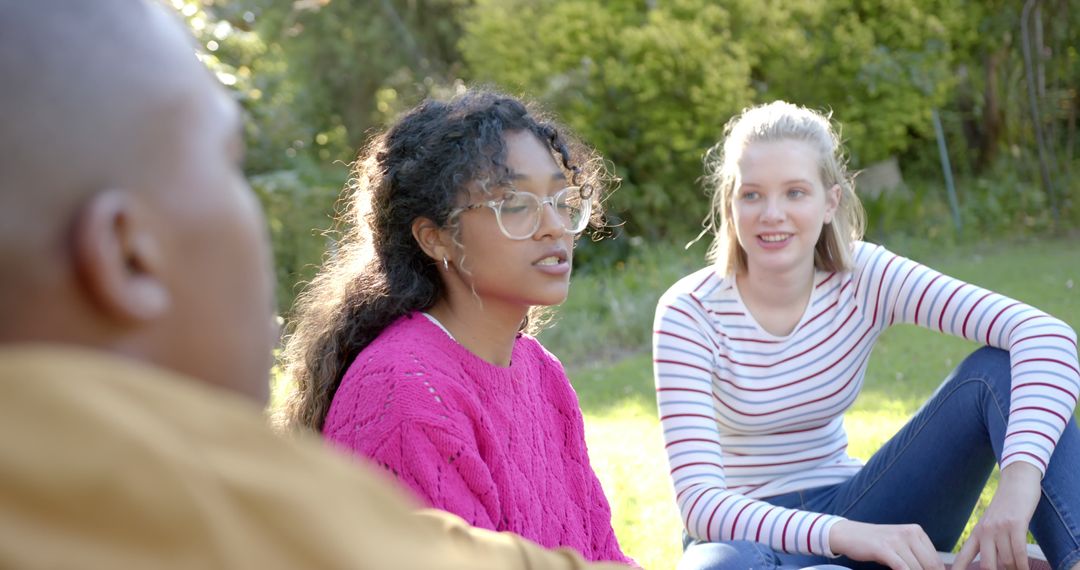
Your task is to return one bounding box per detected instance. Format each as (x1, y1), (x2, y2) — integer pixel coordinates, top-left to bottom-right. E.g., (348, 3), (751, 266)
(323, 313), (632, 565)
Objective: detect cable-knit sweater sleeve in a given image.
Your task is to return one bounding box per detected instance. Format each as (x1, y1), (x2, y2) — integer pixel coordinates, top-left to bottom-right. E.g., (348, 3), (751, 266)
(534, 345), (636, 567)
(350, 418), (500, 531)
(323, 366), (502, 531)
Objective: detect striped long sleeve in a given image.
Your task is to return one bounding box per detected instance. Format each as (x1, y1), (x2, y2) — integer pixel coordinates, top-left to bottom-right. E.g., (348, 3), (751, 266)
(862, 242), (1079, 473)
(653, 241), (1079, 556)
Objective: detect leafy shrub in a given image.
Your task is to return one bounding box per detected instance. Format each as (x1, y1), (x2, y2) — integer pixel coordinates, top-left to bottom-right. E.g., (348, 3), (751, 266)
(249, 158), (347, 313)
(461, 0), (953, 237)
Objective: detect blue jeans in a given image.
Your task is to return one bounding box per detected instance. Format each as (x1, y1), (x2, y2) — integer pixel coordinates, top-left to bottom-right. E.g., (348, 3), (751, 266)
(680, 347), (1080, 570)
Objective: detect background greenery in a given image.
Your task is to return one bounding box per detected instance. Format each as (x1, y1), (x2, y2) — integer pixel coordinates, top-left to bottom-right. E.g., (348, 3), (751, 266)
(178, 1), (1080, 567)
(174, 0), (1079, 310)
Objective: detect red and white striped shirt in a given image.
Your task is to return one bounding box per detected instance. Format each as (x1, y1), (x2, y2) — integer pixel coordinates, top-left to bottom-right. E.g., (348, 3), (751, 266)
(653, 241), (1079, 556)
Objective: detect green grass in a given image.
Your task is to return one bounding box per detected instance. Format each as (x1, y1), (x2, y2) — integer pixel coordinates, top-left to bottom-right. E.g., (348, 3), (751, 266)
(546, 236), (1080, 570)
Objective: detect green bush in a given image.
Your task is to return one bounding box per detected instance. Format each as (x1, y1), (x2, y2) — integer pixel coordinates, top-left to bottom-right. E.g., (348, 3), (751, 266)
(249, 158), (347, 314)
(461, 0), (954, 237)
(462, 0), (755, 238)
(173, 0), (1078, 312)
(862, 153), (1077, 247)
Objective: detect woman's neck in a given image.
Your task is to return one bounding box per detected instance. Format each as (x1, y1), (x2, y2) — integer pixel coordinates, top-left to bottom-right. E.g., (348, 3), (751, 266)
(740, 262), (815, 305)
(736, 261), (816, 336)
(426, 294), (526, 367)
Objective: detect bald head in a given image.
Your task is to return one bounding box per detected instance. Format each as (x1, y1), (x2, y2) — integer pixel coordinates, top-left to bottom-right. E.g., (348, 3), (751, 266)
(0, 0), (202, 293)
(0, 0), (278, 401)
(1, 0), (200, 239)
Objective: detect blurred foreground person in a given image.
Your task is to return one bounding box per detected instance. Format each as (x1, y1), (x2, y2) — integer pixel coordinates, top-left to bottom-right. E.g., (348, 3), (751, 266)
(0, 1), (628, 568)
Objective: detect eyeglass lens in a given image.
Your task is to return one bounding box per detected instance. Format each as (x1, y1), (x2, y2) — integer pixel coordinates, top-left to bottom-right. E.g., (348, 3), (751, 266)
(496, 187), (589, 238)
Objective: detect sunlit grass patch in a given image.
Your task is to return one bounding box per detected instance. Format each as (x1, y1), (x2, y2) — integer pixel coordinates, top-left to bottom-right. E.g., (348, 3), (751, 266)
(584, 408), (681, 569)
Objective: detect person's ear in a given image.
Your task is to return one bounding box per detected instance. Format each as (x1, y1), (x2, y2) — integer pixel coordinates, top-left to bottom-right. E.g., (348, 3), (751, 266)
(72, 190), (170, 323)
(411, 217), (452, 268)
(824, 183), (841, 224)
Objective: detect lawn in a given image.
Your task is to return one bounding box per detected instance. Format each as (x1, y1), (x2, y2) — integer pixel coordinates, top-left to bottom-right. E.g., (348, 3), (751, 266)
(541, 236), (1080, 570)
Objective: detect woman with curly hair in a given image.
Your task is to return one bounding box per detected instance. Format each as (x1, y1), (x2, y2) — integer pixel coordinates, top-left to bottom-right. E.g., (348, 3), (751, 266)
(278, 89), (633, 566)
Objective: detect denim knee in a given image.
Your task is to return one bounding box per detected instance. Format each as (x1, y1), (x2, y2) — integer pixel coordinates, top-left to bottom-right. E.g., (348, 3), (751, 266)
(949, 346), (1012, 395)
(679, 539), (776, 570)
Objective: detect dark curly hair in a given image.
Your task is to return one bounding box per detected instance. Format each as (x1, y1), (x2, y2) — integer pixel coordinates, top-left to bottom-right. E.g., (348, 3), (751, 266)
(277, 88), (611, 433)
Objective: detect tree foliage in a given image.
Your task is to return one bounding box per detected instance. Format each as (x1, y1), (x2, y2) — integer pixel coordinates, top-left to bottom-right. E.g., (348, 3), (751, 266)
(462, 0), (962, 235)
(173, 0), (1079, 307)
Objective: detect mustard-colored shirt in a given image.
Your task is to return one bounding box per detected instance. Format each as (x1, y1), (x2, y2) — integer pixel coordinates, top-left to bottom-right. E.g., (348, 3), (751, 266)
(0, 346), (629, 569)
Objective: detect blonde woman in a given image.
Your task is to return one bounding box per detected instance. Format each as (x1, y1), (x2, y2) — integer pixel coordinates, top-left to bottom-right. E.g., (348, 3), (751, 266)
(653, 101), (1080, 570)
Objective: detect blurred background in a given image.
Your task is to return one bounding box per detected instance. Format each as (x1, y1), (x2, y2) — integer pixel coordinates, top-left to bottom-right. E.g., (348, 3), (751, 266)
(173, 0), (1078, 311)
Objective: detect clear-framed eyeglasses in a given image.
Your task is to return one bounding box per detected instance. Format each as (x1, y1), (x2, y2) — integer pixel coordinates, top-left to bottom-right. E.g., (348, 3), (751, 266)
(450, 185), (593, 240)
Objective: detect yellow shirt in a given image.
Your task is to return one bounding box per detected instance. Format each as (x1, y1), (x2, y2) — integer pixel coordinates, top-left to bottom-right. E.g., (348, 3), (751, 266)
(0, 346), (629, 570)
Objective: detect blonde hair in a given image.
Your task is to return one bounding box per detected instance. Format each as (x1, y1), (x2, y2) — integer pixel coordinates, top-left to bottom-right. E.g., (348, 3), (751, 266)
(701, 101), (865, 275)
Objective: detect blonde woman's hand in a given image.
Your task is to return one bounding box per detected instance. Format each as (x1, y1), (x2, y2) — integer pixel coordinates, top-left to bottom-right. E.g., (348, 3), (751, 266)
(829, 520), (944, 570)
(952, 462), (1042, 570)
